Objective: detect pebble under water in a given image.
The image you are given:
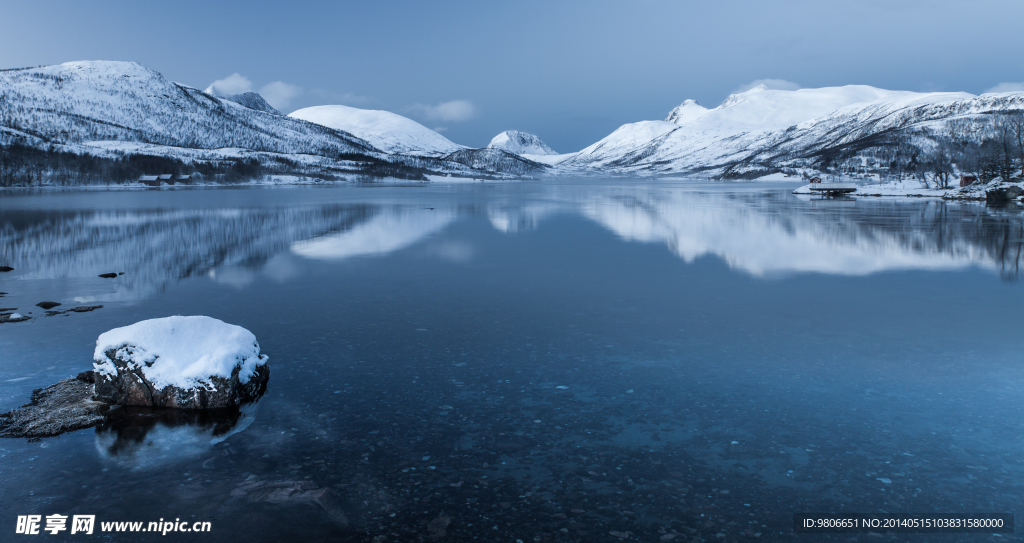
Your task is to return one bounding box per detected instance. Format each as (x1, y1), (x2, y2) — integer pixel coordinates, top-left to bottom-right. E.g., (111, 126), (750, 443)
(1, 180), (1024, 542)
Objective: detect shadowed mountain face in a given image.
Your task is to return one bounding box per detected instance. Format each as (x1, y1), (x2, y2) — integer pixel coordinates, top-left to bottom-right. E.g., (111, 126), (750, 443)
(219, 92), (281, 115)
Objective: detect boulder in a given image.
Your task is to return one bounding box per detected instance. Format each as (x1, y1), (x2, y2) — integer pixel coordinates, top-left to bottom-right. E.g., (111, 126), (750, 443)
(92, 316), (269, 409)
(985, 184), (1024, 204)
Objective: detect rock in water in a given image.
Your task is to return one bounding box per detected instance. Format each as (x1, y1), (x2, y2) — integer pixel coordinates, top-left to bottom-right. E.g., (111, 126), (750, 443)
(0, 375), (111, 440)
(92, 316), (269, 409)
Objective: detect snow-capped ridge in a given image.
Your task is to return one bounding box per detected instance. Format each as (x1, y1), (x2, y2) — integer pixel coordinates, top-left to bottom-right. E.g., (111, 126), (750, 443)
(719, 84), (769, 108)
(554, 84), (1018, 177)
(288, 104), (463, 156)
(487, 130), (557, 156)
(664, 99), (709, 124)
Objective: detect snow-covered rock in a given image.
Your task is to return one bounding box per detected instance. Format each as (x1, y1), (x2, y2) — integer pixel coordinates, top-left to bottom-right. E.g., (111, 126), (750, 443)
(93, 316), (269, 409)
(487, 130), (557, 155)
(288, 104), (463, 156)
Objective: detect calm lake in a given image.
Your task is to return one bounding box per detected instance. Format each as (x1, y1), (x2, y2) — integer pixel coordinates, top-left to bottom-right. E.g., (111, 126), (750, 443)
(2, 179), (1024, 542)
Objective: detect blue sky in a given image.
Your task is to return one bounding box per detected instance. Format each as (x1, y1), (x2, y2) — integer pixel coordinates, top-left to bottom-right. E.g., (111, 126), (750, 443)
(3, 0), (1023, 151)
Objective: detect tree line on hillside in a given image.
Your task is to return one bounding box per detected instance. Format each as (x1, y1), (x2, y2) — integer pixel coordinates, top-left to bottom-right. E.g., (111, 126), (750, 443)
(0, 143), (430, 186)
(811, 111), (1024, 188)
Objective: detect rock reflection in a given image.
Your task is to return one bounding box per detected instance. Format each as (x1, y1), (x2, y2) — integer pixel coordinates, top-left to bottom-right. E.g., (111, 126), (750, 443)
(95, 400), (261, 470)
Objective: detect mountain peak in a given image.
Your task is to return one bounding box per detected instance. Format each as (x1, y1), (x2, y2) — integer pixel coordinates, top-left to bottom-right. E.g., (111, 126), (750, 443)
(665, 99), (709, 124)
(219, 91), (280, 115)
(720, 84), (772, 108)
(288, 104), (462, 156)
(487, 130), (557, 156)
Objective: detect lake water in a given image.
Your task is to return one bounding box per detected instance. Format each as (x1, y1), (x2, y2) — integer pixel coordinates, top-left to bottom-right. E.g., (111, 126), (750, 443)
(1, 179), (1024, 542)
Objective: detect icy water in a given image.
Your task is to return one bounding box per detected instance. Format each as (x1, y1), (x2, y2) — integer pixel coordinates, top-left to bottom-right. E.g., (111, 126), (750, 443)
(1, 180), (1024, 542)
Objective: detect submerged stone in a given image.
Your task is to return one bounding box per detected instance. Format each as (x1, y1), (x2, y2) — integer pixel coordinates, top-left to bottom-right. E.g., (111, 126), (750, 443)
(0, 374), (111, 440)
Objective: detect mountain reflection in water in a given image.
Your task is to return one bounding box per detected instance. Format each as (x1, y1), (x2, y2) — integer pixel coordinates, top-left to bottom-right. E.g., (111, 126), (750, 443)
(1, 186), (1022, 306)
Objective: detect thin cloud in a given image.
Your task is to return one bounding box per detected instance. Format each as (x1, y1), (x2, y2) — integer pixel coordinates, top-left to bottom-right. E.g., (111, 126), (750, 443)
(205, 73), (252, 95)
(984, 82), (1024, 94)
(259, 81), (303, 109)
(731, 78), (801, 95)
(407, 99), (477, 123)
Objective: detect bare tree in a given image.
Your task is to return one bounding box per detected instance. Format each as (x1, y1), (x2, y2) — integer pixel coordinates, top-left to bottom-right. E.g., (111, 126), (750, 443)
(1003, 111), (1024, 179)
(925, 140), (955, 188)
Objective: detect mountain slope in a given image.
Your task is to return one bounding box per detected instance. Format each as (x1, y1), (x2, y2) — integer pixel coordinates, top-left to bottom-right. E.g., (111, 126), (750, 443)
(217, 91), (280, 115)
(556, 85), (1024, 177)
(0, 61), (380, 158)
(0, 60), (557, 180)
(487, 130), (557, 155)
(288, 105), (462, 156)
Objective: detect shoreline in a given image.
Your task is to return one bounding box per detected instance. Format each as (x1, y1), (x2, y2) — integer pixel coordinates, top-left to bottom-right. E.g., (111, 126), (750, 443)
(793, 179), (1024, 202)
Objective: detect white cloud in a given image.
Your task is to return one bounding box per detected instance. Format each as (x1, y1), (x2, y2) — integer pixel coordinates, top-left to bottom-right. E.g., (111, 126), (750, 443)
(407, 99), (477, 122)
(205, 73), (253, 96)
(259, 81), (304, 109)
(731, 78), (801, 94)
(984, 82), (1024, 94)
(432, 126), (448, 133)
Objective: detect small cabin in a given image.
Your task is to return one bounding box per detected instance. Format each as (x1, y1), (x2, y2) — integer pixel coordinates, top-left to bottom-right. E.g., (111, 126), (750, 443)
(960, 175), (977, 187)
(808, 176), (822, 183)
(173, 174), (192, 182)
(158, 174), (173, 182)
(138, 175), (160, 187)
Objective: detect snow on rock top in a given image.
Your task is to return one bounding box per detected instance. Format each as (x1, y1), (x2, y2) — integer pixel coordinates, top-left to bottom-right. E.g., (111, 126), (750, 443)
(288, 105), (463, 156)
(664, 99), (709, 125)
(487, 130), (557, 156)
(93, 316), (268, 390)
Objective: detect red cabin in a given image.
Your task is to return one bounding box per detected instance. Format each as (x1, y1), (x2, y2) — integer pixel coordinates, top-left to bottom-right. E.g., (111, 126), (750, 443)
(960, 175), (977, 187)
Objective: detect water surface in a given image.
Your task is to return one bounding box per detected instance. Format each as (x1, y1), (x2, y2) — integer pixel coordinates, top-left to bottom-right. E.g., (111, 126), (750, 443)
(1, 180), (1023, 542)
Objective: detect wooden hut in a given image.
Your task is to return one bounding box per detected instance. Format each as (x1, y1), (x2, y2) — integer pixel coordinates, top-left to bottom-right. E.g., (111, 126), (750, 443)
(138, 175), (160, 187)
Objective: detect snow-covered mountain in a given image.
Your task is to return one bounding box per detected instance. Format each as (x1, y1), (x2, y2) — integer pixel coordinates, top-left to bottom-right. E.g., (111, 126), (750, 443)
(487, 130), (557, 156)
(0, 60), (547, 180)
(4, 60), (1022, 182)
(553, 85), (1024, 177)
(0, 61), (377, 157)
(288, 105), (463, 156)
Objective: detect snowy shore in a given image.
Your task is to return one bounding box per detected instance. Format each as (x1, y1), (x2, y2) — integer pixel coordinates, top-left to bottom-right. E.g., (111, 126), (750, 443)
(793, 179), (1024, 202)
